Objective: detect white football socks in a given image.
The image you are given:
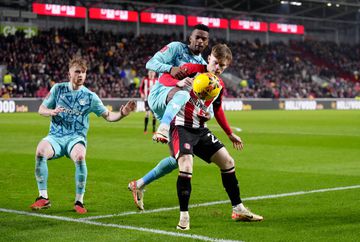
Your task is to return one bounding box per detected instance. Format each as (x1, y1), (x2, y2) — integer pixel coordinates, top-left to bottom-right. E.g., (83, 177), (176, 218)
(39, 190), (48, 199)
(180, 211), (189, 220)
(233, 203), (246, 211)
(76, 194), (84, 204)
(136, 178), (145, 189)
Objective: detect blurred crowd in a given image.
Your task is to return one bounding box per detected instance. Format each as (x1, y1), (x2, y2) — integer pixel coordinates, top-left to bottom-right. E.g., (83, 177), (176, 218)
(0, 28), (177, 98)
(1, 28), (359, 99)
(224, 39), (360, 98)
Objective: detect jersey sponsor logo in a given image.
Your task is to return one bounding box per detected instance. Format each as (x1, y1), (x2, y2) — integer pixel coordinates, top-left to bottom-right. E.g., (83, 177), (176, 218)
(60, 106), (83, 116)
(189, 96), (206, 109)
(160, 45), (169, 53)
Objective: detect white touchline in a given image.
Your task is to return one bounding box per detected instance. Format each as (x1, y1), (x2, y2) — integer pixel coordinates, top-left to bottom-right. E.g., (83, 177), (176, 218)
(2, 185), (360, 241)
(0, 208), (242, 242)
(80, 184), (360, 221)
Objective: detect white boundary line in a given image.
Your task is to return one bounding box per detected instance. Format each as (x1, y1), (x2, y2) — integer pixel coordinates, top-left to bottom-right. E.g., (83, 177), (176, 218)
(0, 208), (242, 242)
(81, 184), (360, 221)
(1, 185), (359, 241)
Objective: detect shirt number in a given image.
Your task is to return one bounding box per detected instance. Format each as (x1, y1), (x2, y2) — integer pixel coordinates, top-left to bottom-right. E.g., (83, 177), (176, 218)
(207, 133), (218, 143)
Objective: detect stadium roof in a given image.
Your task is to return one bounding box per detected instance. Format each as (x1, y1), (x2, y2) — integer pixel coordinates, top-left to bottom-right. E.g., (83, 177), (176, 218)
(2, 0), (360, 25)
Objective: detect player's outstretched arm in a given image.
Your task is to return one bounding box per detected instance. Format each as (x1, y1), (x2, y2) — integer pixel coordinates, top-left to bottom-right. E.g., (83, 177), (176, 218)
(38, 104), (64, 117)
(102, 100), (136, 122)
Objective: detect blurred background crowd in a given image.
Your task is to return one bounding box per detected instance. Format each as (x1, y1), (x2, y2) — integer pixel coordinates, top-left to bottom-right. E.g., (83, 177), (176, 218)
(1, 28), (359, 99)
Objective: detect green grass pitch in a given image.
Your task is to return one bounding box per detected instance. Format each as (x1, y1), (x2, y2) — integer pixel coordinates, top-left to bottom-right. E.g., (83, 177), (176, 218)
(0, 110), (359, 241)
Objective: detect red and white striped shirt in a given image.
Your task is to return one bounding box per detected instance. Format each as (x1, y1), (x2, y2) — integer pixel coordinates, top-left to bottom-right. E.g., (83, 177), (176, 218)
(173, 79), (225, 129)
(159, 63), (232, 135)
(139, 77), (157, 100)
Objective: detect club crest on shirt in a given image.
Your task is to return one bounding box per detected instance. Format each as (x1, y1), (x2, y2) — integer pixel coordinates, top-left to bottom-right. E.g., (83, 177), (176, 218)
(184, 143), (191, 150)
(160, 45), (169, 53)
(79, 99), (86, 105)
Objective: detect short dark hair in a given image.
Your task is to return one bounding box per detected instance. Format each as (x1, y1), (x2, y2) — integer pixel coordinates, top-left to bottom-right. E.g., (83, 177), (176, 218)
(193, 24), (209, 33)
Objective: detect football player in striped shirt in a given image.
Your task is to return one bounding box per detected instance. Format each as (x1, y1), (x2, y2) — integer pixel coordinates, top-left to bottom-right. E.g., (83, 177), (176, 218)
(170, 71), (263, 230)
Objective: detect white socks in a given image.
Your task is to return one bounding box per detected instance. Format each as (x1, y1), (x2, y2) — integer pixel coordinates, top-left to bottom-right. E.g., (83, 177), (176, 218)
(136, 178), (145, 189)
(76, 193), (84, 203)
(39, 190), (84, 203)
(180, 211), (189, 220)
(233, 203), (246, 211)
(39, 190), (48, 199)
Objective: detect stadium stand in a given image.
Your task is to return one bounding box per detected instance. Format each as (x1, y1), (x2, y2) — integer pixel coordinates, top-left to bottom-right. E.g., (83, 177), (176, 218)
(1, 28), (359, 99)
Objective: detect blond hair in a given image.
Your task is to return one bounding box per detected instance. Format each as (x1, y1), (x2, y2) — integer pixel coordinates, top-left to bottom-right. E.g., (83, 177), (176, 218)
(211, 44), (232, 64)
(69, 56), (87, 70)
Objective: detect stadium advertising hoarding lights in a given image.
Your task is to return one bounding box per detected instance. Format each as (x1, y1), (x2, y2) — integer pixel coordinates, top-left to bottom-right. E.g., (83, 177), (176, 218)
(140, 12), (185, 25)
(31, 3), (304, 34)
(269, 23), (304, 35)
(0, 100), (16, 113)
(335, 100), (360, 110)
(0, 24), (38, 38)
(187, 16), (228, 29)
(230, 20), (268, 32)
(89, 8), (138, 22)
(32, 3), (86, 18)
(282, 100), (317, 110)
(2, 99), (360, 113)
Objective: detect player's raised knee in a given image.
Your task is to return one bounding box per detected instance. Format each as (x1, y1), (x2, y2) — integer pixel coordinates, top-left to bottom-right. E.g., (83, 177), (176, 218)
(35, 148), (48, 157)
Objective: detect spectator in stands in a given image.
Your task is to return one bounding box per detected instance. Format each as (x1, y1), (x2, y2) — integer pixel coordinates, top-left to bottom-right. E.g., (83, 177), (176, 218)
(0, 28), (359, 99)
(3, 71), (13, 87)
